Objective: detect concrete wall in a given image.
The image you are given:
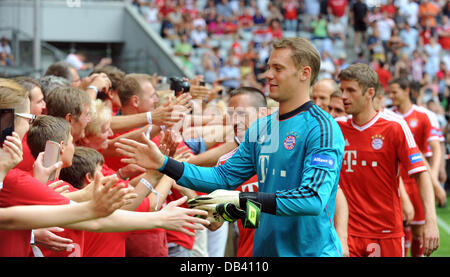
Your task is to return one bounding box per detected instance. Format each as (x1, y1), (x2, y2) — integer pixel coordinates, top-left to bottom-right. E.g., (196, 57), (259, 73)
(0, 0), (124, 42)
(0, 0), (190, 77)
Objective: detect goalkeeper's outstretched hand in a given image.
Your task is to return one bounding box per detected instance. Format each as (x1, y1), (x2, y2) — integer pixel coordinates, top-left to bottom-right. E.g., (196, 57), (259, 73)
(191, 202), (246, 223)
(187, 189), (240, 208)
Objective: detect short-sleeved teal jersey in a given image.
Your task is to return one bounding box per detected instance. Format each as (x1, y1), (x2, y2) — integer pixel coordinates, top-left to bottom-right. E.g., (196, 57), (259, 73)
(177, 101), (345, 256)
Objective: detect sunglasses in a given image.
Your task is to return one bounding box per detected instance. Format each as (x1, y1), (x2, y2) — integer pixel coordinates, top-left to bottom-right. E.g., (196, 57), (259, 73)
(15, 113), (36, 124)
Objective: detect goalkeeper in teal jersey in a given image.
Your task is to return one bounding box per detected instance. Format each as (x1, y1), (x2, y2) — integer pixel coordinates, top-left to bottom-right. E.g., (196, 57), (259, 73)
(116, 38), (345, 257)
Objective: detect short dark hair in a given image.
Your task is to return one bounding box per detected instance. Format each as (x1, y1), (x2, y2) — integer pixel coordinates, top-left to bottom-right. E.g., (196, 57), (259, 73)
(229, 86), (267, 108)
(59, 147), (104, 189)
(388, 78), (410, 90)
(44, 61), (76, 82)
(27, 115), (71, 159)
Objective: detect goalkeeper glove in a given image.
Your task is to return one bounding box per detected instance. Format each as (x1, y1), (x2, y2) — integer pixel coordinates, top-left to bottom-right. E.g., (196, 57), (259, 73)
(193, 202), (246, 223)
(187, 189), (240, 208)
(188, 189), (262, 228)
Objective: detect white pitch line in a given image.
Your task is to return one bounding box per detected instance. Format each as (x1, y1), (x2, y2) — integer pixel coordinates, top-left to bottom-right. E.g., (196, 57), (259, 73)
(437, 215), (450, 235)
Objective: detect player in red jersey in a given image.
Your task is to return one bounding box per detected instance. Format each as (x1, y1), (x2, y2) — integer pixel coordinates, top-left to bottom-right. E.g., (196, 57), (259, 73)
(337, 63), (439, 257)
(387, 78), (446, 256)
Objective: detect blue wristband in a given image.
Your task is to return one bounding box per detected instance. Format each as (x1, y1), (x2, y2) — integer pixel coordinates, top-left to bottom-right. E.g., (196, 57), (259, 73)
(158, 155), (169, 171)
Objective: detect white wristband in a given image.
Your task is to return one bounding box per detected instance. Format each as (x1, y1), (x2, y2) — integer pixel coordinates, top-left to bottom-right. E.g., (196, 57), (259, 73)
(87, 85), (99, 94)
(140, 178), (160, 210)
(145, 125), (152, 139)
(0, 181), (3, 190)
(146, 111), (152, 125)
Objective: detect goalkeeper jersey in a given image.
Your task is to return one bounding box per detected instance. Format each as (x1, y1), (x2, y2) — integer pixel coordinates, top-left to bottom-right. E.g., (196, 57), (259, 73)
(176, 101), (345, 257)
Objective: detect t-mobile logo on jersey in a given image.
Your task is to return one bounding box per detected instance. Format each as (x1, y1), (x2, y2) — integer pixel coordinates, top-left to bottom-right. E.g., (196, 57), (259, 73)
(258, 155), (287, 183)
(259, 155), (270, 183)
(343, 150), (378, 172)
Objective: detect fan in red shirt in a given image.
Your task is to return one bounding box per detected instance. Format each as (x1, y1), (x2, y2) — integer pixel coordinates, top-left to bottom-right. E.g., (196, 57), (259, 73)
(327, 0), (348, 18)
(337, 64), (439, 257)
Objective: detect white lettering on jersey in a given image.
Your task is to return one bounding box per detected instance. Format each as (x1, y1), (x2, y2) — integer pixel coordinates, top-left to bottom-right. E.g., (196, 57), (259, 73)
(343, 150), (379, 172)
(344, 150), (357, 172)
(259, 155), (270, 184)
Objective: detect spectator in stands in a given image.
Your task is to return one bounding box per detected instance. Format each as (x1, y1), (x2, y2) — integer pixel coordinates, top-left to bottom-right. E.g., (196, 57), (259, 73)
(327, 15), (346, 43)
(0, 37), (14, 66)
(66, 52), (111, 71)
(283, 0), (299, 32)
(327, 0), (349, 27)
(223, 15), (239, 35)
(303, 0), (321, 32)
(190, 21), (209, 48)
(160, 14), (177, 39)
(375, 60), (392, 91)
(218, 57), (241, 90)
(265, 3), (284, 27)
(311, 14), (328, 40)
(437, 15), (450, 52)
(411, 49), (426, 83)
(238, 7), (254, 31)
(252, 7), (266, 27)
(216, 0), (234, 19)
(350, 0), (369, 52)
(266, 19), (283, 40)
(208, 14), (226, 36)
(174, 34), (194, 71)
(400, 21), (420, 56)
(424, 36), (442, 77)
(376, 11), (396, 53)
(381, 0), (396, 19)
(399, 0), (420, 28)
(367, 23), (386, 62)
(419, 0), (440, 28)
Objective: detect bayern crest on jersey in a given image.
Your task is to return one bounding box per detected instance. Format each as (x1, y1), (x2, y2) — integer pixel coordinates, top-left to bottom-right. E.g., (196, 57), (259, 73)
(409, 119), (418, 128)
(284, 135), (296, 150)
(371, 134), (385, 150)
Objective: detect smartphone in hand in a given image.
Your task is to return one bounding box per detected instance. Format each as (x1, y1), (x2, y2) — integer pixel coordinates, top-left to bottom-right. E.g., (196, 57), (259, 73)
(0, 109), (14, 147)
(43, 140), (61, 181)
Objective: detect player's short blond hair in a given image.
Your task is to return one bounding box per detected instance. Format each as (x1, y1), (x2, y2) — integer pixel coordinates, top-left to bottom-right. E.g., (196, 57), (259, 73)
(272, 38), (321, 86)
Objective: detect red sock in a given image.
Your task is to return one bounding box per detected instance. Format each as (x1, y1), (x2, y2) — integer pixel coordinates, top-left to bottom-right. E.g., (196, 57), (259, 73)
(411, 237), (424, 257)
(404, 227), (412, 257)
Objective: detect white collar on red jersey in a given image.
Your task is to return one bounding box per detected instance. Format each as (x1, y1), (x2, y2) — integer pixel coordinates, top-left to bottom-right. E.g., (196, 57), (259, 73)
(350, 111), (382, 132)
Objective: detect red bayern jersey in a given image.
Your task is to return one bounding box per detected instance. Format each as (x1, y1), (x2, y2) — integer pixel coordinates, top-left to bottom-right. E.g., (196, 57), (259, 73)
(0, 169), (74, 256)
(217, 148), (258, 257)
(338, 111), (427, 239)
(391, 104), (441, 156)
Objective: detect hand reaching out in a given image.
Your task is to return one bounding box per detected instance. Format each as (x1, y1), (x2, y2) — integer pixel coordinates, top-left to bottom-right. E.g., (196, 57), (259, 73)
(115, 133), (166, 170)
(88, 172), (138, 218)
(157, 196), (210, 236)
